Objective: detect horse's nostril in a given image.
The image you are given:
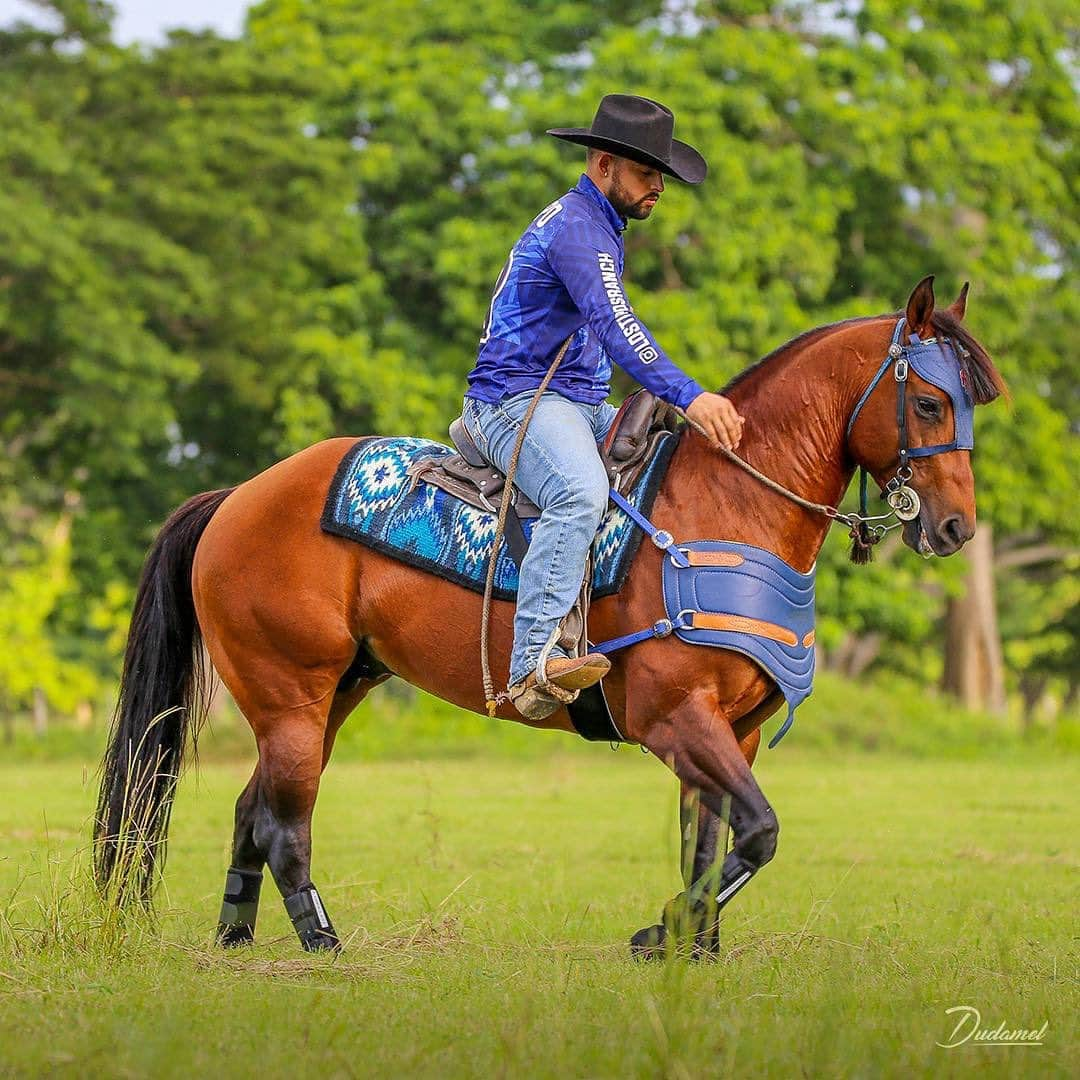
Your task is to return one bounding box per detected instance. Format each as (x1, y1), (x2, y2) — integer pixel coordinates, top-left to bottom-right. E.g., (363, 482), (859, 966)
(940, 515), (969, 547)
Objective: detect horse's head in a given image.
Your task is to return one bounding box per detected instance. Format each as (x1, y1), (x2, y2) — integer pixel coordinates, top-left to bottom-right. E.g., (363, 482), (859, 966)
(847, 276), (1007, 557)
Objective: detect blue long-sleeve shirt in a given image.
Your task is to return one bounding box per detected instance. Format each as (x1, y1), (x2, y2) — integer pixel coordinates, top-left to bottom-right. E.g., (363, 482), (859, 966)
(465, 174), (705, 410)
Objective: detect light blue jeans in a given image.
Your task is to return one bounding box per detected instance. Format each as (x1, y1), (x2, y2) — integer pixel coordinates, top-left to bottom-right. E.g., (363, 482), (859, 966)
(461, 390), (618, 686)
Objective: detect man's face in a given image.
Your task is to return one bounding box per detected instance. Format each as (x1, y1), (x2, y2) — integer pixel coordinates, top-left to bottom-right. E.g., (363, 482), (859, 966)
(606, 157), (666, 220)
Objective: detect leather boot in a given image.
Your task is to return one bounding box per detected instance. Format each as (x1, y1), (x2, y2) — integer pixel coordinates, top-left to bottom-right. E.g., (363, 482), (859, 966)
(508, 654), (610, 720)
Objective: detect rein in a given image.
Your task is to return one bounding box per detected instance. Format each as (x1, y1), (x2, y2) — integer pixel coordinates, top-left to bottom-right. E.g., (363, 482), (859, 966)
(676, 316), (929, 558)
(681, 420), (898, 536)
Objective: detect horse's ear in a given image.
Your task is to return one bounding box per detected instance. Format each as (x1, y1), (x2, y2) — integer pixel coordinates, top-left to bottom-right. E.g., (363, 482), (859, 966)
(945, 281), (969, 322)
(905, 275), (936, 337)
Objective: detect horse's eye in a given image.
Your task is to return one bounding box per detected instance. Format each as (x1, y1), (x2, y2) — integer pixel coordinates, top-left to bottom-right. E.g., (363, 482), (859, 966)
(914, 396), (942, 420)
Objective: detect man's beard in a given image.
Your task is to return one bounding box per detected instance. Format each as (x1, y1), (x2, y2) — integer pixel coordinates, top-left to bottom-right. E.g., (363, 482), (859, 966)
(607, 171), (659, 220)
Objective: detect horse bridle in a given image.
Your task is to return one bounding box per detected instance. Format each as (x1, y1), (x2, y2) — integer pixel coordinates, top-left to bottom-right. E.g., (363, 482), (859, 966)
(679, 315), (975, 549)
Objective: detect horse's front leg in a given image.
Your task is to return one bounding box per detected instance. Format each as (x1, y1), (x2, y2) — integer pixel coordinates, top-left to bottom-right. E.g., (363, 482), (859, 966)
(632, 693), (774, 958)
(672, 727), (763, 955)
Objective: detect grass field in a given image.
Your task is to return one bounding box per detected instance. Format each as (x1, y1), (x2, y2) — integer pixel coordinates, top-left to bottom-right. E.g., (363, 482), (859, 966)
(0, 746), (1076, 1078)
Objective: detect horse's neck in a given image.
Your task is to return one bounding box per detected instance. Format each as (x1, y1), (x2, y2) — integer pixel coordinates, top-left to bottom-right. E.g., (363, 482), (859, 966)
(660, 323), (885, 573)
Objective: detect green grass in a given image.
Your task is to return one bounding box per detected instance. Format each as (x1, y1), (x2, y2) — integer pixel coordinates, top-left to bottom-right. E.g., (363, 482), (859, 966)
(0, 747), (1075, 1077)
(7, 669), (1078, 764)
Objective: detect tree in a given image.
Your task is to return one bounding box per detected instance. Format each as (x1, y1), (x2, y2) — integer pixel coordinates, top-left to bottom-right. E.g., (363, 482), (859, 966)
(1, 0), (1075, 710)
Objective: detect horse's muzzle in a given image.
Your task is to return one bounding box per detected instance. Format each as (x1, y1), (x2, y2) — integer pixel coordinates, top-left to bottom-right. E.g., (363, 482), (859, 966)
(903, 510), (973, 557)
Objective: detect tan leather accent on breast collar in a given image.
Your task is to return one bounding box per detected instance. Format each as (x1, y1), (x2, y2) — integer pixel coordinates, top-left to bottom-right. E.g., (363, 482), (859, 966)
(690, 612), (798, 647)
(683, 550), (745, 567)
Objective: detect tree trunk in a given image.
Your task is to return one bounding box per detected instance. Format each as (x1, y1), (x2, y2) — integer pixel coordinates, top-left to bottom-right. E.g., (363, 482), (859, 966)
(942, 524), (1007, 713)
(844, 631), (883, 679)
(32, 686), (48, 737)
(1019, 672), (1049, 731)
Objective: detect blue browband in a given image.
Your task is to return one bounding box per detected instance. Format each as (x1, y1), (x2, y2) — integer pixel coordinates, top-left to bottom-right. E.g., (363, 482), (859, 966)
(846, 317), (975, 458)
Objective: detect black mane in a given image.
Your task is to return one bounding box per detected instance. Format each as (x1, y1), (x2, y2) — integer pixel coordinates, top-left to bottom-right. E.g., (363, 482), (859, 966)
(928, 310), (1007, 405)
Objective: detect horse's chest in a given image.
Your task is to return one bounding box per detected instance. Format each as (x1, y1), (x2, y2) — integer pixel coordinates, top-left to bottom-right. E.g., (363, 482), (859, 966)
(662, 541), (816, 747)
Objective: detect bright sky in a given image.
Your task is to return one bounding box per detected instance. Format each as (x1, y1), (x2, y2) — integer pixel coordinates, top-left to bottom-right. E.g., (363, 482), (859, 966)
(0, 0), (252, 44)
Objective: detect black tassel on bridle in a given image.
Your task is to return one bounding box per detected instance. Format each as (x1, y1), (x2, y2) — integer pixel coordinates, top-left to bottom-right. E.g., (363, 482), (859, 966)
(847, 468), (880, 564)
(848, 519), (877, 564)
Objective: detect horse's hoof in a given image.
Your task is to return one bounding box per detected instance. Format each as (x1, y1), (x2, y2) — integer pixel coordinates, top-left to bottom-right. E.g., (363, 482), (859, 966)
(630, 922), (720, 962)
(688, 935), (721, 962)
(629, 923), (667, 960)
(216, 923), (255, 948)
(299, 930), (342, 953)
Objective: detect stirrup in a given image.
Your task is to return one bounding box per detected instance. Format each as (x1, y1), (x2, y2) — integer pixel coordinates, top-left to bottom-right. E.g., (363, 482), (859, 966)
(507, 676), (578, 721)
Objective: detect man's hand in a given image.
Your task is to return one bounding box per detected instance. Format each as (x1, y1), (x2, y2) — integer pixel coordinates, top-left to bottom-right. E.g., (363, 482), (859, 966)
(685, 392), (744, 450)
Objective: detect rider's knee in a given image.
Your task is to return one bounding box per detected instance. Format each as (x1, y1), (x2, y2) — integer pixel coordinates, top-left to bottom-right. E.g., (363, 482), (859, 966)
(581, 474), (610, 523)
(549, 469), (609, 525)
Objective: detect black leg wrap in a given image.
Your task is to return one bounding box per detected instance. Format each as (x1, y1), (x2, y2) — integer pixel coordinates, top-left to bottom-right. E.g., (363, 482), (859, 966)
(216, 867), (263, 947)
(284, 883), (340, 952)
(664, 892), (720, 957)
(631, 858), (756, 962)
(714, 852), (755, 909)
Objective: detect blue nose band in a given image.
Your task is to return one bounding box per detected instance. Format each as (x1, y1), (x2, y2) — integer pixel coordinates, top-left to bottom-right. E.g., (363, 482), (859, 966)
(904, 334), (975, 456)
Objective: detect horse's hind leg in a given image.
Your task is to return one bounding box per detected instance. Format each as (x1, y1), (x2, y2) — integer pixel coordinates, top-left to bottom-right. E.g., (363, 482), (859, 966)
(214, 698), (337, 950)
(252, 698), (349, 951)
(216, 767), (266, 946)
(215, 678), (386, 949)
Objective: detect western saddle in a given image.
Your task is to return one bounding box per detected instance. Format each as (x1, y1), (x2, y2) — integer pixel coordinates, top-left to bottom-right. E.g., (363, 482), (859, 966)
(405, 389), (679, 665)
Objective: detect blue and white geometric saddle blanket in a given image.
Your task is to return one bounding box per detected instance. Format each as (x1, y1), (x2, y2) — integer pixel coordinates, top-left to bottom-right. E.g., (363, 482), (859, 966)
(661, 540), (816, 747)
(321, 434), (679, 601)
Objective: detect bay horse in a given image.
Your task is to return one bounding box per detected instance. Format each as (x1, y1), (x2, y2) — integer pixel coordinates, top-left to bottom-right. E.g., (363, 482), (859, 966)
(94, 276), (1005, 954)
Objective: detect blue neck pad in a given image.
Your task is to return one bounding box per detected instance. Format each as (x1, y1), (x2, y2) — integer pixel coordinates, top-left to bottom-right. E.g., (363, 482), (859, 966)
(904, 333), (975, 456)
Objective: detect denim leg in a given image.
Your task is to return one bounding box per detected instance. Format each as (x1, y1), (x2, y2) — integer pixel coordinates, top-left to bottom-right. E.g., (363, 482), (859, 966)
(592, 401), (618, 444)
(462, 392), (612, 685)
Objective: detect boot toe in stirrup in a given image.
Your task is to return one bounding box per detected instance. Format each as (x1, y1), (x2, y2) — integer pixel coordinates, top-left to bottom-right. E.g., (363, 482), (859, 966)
(506, 654), (610, 721)
(543, 653), (610, 691)
(507, 683), (568, 721)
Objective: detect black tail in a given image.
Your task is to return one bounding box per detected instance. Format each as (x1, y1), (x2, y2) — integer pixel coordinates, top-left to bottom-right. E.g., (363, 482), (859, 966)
(94, 487), (234, 906)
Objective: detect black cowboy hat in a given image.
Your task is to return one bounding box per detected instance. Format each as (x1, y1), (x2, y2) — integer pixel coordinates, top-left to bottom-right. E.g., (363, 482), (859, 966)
(547, 93), (707, 185)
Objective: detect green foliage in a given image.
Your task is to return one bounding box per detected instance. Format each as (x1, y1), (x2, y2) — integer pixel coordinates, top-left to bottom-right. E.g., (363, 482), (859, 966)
(0, 0), (1075, 717)
(0, 515), (97, 712)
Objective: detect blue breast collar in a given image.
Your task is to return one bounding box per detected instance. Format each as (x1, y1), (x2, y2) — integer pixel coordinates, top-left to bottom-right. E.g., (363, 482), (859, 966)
(593, 492), (816, 748)
(663, 542), (816, 748)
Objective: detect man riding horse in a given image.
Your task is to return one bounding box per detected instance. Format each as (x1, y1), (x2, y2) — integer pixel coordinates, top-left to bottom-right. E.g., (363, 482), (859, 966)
(461, 94), (745, 719)
(94, 84), (1006, 956)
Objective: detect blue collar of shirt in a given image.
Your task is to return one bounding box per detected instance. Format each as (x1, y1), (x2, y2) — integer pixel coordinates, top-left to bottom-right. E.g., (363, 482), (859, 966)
(574, 173), (627, 235)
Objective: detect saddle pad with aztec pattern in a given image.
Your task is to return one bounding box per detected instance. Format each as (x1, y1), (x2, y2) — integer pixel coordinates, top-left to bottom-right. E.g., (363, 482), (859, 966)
(321, 434), (678, 601)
